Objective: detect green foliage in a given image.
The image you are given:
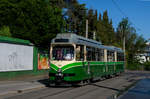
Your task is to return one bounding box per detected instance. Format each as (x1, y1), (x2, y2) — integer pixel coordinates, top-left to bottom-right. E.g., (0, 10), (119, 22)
(0, 0), (147, 71)
(143, 62), (150, 71)
(96, 11), (115, 45)
(0, 26), (11, 37)
(62, 0), (87, 36)
(126, 53), (142, 70)
(127, 63), (141, 70)
(87, 9), (95, 39)
(49, 0), (65, 8)
(116, 18), (147, 70)
(0, 0), (64, 48)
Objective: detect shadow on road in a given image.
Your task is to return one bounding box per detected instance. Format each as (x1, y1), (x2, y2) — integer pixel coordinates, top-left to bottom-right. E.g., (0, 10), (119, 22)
(37, 79), (50, 87)
(125, 71), (150, 78)
(90, 83), (121, 92)
(37, 79), (78, 88)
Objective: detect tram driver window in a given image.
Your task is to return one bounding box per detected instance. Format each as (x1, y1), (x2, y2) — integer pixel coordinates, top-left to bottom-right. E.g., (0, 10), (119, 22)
(76, 45), (84, 61)
(52, 46), (74, 61)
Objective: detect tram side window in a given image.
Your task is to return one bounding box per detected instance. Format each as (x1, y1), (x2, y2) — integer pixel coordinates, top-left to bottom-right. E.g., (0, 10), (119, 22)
(96, 48), (104, 61)
(117, 53), (121, 61)
(107, 51), (115, 62)
(100, 49), (104, 61)
(92, 48), (96, 61)
(86, 47), (92, 61)
(121, 54), (124, 61)
(107, 51), (111, 62)
(96, 48), (99, 61)
(76, 45), (84, 61)
(120, 53), (124, 61)
(117, 53), (124, 61)
(87, 47), (104, 61)
(112, 52), (115, 61)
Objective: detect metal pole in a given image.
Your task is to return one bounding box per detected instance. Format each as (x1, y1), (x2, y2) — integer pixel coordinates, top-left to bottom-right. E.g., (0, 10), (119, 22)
(93, 31), (96, 40)
(86, 20), (88, 38)
(123, 36), (125, 54)
(123, 33), (126, 70)
(85, 20), (88, 62)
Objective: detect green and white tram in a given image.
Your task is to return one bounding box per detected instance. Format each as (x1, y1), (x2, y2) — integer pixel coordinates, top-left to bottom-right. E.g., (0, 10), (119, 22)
(49, 33), (124, 84)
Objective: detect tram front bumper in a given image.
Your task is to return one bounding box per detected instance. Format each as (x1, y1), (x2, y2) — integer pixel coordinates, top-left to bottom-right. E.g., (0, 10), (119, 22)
(49, 72), (75, 82)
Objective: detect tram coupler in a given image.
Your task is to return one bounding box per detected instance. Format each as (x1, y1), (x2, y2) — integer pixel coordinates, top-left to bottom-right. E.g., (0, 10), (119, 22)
(55, 68), (64, 83)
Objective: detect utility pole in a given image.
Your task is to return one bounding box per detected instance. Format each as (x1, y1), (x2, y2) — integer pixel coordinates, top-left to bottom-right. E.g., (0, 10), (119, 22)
(123, 31), (126, 70)
(86, 20), (88, 38)
(93, 31), (96, 40)
(123, 30), (125, 55)
(84, 19), (88, 61)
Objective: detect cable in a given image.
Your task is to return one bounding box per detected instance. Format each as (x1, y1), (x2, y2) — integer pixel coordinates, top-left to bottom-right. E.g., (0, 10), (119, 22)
(111, 0), (141, 31)
(111, 0), (127, 17)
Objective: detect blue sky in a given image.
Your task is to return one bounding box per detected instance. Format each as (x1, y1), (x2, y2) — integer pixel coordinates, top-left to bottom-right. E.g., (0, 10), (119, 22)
(78, 0), (150, 40)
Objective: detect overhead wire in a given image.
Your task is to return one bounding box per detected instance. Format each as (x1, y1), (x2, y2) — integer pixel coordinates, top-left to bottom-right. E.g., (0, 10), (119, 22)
(111, 0), (141, 31)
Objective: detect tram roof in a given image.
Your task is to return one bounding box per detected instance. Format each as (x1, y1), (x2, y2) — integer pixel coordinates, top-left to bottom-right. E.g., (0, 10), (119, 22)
(52, 33), (123, 53)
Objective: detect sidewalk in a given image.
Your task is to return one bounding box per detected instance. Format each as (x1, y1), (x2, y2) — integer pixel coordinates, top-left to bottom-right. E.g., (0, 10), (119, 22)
(119, 78), (150, 99)
(0, 75), (49, 96)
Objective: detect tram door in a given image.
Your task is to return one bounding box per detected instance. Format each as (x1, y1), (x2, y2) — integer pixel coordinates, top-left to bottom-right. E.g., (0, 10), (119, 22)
(76, 45), (84, 61)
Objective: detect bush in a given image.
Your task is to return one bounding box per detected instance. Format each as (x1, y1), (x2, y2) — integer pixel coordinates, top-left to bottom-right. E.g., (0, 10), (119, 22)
(143, 62), (150, 71)
(127, 63), (141, 70)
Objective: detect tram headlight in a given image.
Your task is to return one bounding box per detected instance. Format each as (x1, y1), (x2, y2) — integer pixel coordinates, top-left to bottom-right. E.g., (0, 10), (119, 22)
(58, 73), (62, 76)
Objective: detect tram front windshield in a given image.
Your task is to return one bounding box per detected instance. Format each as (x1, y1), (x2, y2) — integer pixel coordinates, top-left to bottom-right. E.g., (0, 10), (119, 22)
(52, 45), (74, 61)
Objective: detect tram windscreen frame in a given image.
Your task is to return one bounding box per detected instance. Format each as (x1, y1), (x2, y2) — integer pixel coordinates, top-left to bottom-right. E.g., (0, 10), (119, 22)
(52, 45), (74, 61)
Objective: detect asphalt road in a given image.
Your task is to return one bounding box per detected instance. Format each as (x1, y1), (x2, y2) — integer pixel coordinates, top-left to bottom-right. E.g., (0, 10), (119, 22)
(3, 71), (150, 99)
(119, 78), (150, 99)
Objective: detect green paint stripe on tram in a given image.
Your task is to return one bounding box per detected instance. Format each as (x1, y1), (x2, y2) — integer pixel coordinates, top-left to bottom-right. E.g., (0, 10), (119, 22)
(50, 63), (58, 71)
(50, 61), (124, 72)
(61, 62), (85, 70)
(62, 61), (106, 71)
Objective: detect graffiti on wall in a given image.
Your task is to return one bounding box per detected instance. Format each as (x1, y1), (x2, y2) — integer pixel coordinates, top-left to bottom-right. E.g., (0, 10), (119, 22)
(0, 43), (33, 72)
(38, 53), (50, 70)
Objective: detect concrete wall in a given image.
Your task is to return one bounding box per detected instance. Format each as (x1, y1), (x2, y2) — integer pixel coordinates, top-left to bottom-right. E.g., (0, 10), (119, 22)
(0, 36), (49, 80)
(0, 43), (33, 72)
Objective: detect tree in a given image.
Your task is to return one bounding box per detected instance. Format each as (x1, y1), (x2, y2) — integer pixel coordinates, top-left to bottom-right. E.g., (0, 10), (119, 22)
(62, 0), (87, 36)
(87, 9), (95, 39)
(0, 0), (65, 48)
(116, 18), (146, 69)
(96, 11), (115, 45)
(0, 26), (11, 37)
(116, 18), (130, 48)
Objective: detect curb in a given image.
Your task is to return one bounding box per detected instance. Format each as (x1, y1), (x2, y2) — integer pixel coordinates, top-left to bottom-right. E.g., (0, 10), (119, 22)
(17, 85), (46, 93)
(0, 84), (46, 96)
